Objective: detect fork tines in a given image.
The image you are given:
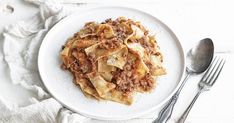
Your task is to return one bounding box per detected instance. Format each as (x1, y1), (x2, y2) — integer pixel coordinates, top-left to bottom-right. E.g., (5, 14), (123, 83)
(200, 56), (226, 85)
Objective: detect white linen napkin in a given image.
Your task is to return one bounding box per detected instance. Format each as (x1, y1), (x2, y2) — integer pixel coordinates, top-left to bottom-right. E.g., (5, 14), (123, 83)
(0, 0), (90, 123)
(0, 0), (156, 122)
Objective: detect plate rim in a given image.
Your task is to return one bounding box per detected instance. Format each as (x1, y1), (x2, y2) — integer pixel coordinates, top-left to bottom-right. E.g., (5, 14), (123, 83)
(38, 6), (186, 120)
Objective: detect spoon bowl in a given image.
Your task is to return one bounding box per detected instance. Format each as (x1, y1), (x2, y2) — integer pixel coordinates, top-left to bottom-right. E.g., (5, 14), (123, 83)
(186, 38), (214, 74)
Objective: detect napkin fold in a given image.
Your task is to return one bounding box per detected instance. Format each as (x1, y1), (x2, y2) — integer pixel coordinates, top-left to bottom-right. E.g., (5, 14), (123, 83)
(1, 0), (90, 123)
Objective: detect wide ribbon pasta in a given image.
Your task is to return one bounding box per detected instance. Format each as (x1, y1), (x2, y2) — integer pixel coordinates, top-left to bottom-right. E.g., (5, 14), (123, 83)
(60, 17), (166, 105)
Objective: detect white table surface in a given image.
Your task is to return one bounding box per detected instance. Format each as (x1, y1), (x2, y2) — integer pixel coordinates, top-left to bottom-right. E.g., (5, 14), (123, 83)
(0, 0), (234, 123)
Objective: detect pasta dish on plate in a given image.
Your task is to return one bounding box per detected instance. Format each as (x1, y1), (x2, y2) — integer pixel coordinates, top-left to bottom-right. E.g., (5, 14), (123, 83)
(60, 17), (166, 105)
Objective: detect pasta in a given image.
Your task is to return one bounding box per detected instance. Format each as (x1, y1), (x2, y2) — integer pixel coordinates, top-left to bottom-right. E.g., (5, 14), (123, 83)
(60, 17), (166, 105)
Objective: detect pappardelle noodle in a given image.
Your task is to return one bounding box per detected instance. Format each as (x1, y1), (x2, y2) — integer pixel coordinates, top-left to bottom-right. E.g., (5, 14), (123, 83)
(60, 17), (166, 105)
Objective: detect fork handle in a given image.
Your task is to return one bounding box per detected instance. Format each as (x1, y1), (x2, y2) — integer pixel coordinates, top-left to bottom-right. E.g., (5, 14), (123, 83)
(176, 91), (202, 123)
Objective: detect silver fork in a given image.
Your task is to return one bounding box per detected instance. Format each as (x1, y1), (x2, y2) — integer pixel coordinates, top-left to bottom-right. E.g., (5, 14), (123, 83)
(176, 56), (226, 123)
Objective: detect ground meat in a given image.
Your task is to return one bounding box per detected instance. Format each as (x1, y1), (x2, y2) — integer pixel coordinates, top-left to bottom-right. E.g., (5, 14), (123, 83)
(136, 37), (159, 55)
(109, 19), (129, 41)
(98, 39), (121, 49)
(112, 55), (156, 94)
(112, 68), (130, 93)
(144, 30), (149, 35)
(61, 64), (67, 70)
(105, 18), (112, 23)
(69, 60), (79, 72)
(138, 73), (154, 91)
(112, 57), (137, 94)
(116, 31), (127, 41)
(87, 54), (98, 72)
(61, 45), (65, 50)
(72, 49), (93, 73)
(82, 22), (98, 35)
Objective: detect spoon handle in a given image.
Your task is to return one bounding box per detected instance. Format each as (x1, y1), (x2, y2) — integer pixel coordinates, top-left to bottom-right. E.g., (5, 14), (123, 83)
(153, 74), (190, 123)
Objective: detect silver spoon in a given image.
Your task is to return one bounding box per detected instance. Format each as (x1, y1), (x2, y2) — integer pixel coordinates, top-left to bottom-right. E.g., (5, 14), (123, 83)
(153, 38), (214, 123)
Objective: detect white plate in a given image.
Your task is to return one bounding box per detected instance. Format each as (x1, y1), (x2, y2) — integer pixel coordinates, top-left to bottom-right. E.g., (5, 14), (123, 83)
(38, 6), (185, 120)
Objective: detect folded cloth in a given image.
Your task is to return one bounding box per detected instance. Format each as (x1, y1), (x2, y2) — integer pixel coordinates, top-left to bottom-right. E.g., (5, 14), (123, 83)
(1, 0), (90, 123)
